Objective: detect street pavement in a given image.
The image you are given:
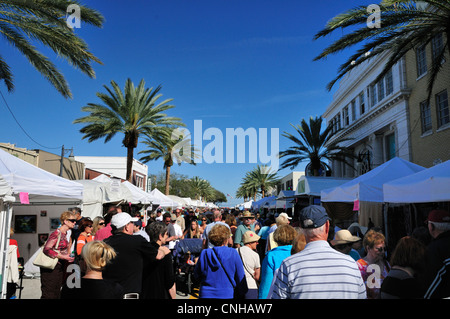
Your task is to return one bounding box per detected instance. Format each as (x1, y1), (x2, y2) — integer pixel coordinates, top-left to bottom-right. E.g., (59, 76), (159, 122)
(13, 274), (197, 299)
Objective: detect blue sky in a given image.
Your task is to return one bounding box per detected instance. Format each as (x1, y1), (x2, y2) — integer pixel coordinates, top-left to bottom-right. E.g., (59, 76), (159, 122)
(0, 0), (376, 206)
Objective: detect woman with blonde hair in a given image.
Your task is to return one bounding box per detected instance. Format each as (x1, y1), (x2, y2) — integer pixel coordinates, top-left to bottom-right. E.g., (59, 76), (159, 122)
(91, 216), (105, 238)
(356, 229), (391, 299)
(62, 241), (124, 299)
(40, 211), (76, 299)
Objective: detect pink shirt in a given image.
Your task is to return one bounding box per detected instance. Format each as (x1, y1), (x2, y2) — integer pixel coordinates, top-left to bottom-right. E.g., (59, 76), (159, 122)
(43, 229), (70, 258)
(94, 223), (112, 241)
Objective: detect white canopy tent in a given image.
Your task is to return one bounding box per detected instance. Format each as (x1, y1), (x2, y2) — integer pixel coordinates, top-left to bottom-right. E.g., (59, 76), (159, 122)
(167, 195), (188, 207)
(383, 160), (450, 203)
(321, 157), (425, 203)
(276, 190), (295, 209)
(149, 188), (180, 208)
(0, 149), (83, 298)
(237, 200), (253, 210)
(122, 181), (157, 205)
(251, 196), (276, 211)
(296, 176), (352, 197)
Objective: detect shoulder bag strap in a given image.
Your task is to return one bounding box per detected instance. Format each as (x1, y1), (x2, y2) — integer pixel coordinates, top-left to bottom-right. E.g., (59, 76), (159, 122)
(212, 248), (235, 288)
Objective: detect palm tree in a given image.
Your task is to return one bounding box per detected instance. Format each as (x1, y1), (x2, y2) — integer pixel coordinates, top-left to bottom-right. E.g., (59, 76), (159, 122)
(248, 165), (280, 198)
(189, 176), (214, 202)
(238, 165), (279, 200)
(279, 116), (356, 176)
(139, 127), (199, 195)
(0, 0), (104, 98)
(73, 78), (184, 182)
(236, 172), (260, 201)
(313, 0), (450, 100)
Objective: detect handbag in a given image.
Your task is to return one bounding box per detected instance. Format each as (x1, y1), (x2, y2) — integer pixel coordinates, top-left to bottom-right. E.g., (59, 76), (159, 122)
(212, 248), (244, 299)
(33, 231), (61, 270)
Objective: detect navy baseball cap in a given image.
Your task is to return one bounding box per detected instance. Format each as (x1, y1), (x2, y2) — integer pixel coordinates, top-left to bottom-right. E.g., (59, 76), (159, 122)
(299, 205), (330, 229)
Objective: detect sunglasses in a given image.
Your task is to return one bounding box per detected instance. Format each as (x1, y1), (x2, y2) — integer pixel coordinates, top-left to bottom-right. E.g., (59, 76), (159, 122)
(375, 247), (386, 252)
(67, 219), (77, 223)
(99, 222), (105, 226)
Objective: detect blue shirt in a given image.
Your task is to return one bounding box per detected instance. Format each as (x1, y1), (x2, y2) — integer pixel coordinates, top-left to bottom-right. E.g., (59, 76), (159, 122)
(258, 245), (292, 299)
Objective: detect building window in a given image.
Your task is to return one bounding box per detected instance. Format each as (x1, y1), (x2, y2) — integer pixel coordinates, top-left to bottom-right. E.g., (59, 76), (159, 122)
(133, 173), (145, 190)
(370, 83), (377, 107)
(416, 44), (427, 77)
(420, 100), (432, 133)
(377, 78), (385, 102)
(385, 69), (393, 95)
(343, 106), (349, 126)
(331, 113), (341, 133)
(359, 92), (365, 115)
(432, 33), (444, 62)
(351, 100), (356, 122)
(385, 133), (396, 160)
(436, 90), (449, 128)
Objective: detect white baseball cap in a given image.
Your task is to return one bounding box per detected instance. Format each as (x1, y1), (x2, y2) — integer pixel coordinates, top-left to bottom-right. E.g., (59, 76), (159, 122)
(111, 212), (138, 228)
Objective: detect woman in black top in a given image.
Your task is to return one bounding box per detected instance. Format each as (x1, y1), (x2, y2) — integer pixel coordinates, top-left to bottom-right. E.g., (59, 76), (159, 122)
(62, 241), (123, 299)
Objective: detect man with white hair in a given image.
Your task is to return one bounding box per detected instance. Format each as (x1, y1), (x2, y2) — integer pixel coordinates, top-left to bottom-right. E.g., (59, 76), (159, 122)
(202, 210), (230, 249)
(271, 205), (366, 299)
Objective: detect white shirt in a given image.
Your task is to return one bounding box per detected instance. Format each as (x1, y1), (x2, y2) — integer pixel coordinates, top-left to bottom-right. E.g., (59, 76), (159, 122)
(272, 240), (366, 299)
(237, 246), (261, 289)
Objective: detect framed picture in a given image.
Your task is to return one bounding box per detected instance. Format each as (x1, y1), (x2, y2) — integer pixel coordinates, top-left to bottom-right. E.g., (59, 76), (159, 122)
(50, 218), (60, 230)
(38, 233), (48, 246)
(14, 215), (37, 233)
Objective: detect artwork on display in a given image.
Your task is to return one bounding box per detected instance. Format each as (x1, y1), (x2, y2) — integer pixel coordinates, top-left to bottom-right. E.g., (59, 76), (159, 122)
(50, 218), (60, 229)
(14, 215), (37, 233)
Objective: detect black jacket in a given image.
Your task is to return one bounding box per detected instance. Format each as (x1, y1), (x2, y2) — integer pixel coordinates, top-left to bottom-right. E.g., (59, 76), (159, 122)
(104, 232), (158, 295)
(421, 230), (450, 299)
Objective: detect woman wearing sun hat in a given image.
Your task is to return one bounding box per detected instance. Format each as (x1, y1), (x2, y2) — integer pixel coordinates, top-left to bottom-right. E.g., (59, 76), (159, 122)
(237, 231), (261, 299)
(331, 229), (362, 261)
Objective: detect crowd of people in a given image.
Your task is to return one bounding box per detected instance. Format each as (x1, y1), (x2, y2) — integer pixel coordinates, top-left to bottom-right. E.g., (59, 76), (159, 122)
(30, 203), (450, 299)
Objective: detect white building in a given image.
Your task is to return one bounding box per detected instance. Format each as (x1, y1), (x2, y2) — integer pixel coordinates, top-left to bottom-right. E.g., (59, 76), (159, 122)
(323, 52), (412, 178)
(268, 171), (304, 196)
(75, 156), (149, 191)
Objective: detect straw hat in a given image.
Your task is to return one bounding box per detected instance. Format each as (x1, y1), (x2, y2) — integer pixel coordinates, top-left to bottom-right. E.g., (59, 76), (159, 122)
(242, 231), (260, 244)
(330, 230), (361, 246)
(241, 211), (255, 219)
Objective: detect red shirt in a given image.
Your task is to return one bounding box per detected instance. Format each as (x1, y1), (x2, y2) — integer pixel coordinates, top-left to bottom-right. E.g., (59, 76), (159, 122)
(10, 239), (20, 258)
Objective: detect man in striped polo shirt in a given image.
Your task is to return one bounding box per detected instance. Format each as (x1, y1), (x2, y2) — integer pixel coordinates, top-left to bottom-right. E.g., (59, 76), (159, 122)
(271, 205), (366, 299)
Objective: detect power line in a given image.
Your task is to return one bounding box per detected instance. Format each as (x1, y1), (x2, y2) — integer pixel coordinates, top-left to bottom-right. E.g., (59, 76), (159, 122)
(0, 88), (61, 150)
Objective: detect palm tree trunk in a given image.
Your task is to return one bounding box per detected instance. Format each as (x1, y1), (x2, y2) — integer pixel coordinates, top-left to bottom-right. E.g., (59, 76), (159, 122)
(165, 166), (171, 195)
(126, 146), (134, 182)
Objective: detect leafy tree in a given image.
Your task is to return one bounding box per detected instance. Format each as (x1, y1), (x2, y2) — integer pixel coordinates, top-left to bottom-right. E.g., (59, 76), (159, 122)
(139, 127), (199, 195)
(0, 0), (104, 98)
(73, 78), (184, 181)
(279, 116), (355, 176)
(314, 0), (450, 100)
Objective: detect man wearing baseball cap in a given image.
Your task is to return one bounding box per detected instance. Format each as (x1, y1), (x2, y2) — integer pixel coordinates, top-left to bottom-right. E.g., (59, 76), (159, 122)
(421, 209), (450, 299)
(272, 205), (366, 299)
(103, 212), (170, 297)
